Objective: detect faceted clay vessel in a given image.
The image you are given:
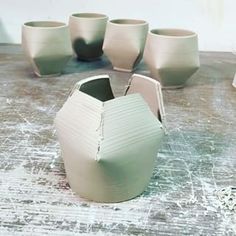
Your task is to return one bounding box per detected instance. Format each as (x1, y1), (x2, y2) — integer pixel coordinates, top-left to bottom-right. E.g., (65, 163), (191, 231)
(22, 21), (72, 77)
(144, 28), (200, 88)
(103, 19), (148, 72)
(55, 74), (164, 202)
(69, 13), (108, 61)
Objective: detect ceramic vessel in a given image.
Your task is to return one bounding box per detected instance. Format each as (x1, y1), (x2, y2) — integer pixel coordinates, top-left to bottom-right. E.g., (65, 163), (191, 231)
(22, 21), (72, 77)
(69, 13), (108, 61)
(55, 74), (164, 203)
(103, 19), (148, 72)
(144, 28), (200, 88)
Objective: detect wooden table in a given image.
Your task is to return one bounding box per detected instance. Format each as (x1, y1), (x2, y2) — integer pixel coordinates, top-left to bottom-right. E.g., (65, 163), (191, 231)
(0, 44), (236, 235)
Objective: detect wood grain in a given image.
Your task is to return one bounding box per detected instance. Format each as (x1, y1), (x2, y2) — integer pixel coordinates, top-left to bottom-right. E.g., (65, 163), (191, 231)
(0, 44), (236, 235)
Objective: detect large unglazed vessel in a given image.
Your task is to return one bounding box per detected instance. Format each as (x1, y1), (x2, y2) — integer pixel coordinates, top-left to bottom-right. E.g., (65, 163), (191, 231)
(69, 13), (108, 61)
(22, 21), (72, 77)
(103, 19), (148, 72)
(144, 28), (200, 88)
(55, 74), (164, 202)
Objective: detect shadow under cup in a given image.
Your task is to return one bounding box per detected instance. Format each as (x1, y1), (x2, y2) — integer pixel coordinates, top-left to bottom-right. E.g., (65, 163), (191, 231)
(144, 28), (200, 88)
(22, 21), (72, 77)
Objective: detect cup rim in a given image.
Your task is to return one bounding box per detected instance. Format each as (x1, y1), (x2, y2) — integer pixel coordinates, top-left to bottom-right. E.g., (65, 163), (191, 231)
(71, 13), (108, 20)
(109, 19), (148, 26)
(150, 28), (197, 38)
(23, 21), (67, 29)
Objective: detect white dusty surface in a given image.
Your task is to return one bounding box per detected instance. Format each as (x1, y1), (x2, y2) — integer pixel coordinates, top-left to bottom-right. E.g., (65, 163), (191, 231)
(0, 45), (236, 235)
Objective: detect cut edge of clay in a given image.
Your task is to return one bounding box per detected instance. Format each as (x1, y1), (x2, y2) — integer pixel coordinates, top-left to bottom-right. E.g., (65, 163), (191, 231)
(125, 73), (166, 123)
(69, 74), (110, 97)
(232, 73), (236, 88)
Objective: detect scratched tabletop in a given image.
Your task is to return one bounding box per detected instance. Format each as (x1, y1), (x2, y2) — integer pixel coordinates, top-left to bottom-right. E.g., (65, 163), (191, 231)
(0, 44), (236, 235)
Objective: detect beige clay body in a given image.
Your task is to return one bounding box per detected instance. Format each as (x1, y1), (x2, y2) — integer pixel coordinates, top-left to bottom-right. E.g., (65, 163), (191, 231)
(22, 21), (72, 77)
(144, 28), (200, 88)
(103, 19), (148, 72)
(69, 13), (108, 60)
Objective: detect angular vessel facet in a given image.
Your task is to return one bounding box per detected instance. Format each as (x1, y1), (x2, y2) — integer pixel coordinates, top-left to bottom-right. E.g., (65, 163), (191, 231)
(125, 74), (165, 122)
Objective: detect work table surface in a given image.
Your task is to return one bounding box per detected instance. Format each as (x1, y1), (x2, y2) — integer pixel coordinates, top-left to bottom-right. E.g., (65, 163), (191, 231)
(0, 44), (235, 235)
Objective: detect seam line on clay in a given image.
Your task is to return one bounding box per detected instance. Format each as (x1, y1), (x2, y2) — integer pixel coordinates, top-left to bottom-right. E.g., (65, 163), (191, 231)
(95, 104), (104, 162)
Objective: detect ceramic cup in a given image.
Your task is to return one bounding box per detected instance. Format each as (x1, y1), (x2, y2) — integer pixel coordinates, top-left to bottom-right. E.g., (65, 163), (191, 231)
(69, 13), (108, 61)
(103, 19), (148, 72)
(144, 28), (200, 88)
(22, 21), (72, 77)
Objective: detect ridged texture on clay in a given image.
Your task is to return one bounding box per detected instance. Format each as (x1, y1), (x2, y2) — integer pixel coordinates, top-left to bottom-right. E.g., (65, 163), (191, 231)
(55, 80), (164, 202)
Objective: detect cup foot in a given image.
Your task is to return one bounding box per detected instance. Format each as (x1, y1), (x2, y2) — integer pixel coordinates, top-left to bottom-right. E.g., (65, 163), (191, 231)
(113, 67), (133, 72)
(149, 74), (185, 89)
(161, 84), (185, 89)
(77, 56), (101, 62)
(35, 71), (61, 78)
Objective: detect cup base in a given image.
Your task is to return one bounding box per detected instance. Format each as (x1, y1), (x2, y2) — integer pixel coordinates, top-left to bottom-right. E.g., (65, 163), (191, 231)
(35, 71), (61, 78)
(113, 67), (133, 72)
(149, 74), (185, 89)
(77, 56), (101, 62)
(161, 84), (185, 89)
